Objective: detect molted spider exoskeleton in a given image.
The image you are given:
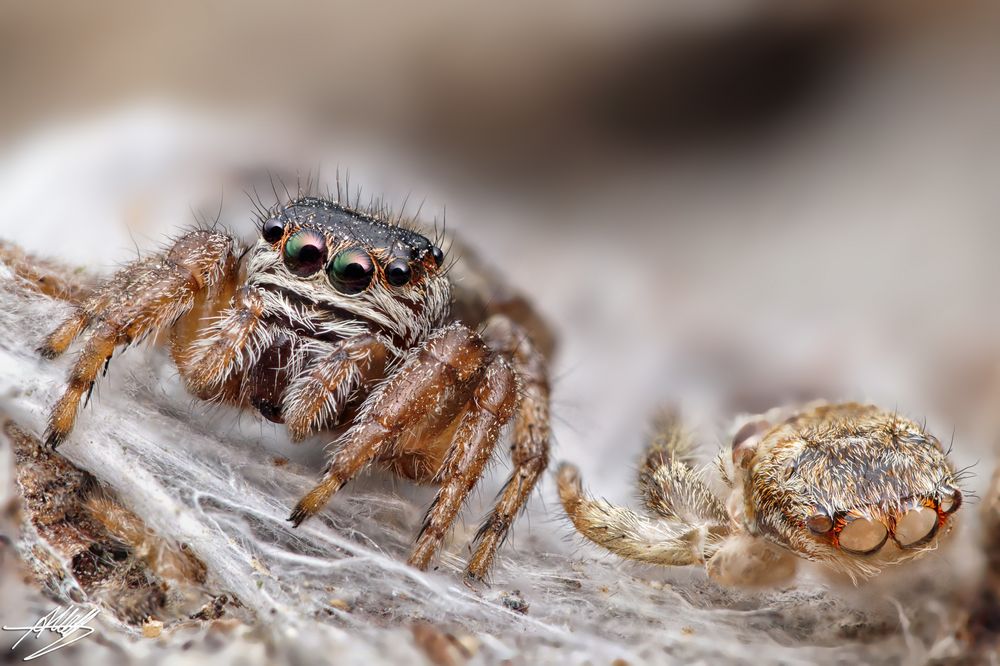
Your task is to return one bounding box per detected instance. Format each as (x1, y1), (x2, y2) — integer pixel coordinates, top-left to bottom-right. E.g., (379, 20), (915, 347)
(34, 192), (553, 581)
(558, 402), (963, 586)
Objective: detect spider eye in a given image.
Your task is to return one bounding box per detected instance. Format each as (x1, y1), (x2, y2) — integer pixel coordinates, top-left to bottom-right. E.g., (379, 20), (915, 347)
(838, 516), (888, 555)
(283, 229), (328, 277)
(894, 506), (938, 548)
(430, 245), (444, 267)
(939, 488), (962, 514)
(385, 259), (412, 287)
(806, 512), (833, 535)
(328, 247), (374, 294)
(262, 218), (285, 243)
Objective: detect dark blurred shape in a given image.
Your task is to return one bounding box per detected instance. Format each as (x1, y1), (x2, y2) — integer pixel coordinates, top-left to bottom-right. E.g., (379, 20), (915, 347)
(402, 8), (870, 190)
(0, 2), (881, 193)
(958, 467), (1000, 656)
(582, 19), (861, 150)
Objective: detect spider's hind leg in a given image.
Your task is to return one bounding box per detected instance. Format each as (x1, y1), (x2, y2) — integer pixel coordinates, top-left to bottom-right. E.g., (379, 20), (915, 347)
(558, 412), (799, 586)
(442, 236), (557, 361)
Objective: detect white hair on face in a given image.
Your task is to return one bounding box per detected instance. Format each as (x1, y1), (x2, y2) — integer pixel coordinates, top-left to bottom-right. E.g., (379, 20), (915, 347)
(244, 241), (451, 360)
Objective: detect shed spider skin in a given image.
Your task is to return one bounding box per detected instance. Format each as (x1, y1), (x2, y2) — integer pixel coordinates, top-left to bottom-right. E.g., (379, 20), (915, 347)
(559, 403), (963, 586)
(32, 194), (552, 581)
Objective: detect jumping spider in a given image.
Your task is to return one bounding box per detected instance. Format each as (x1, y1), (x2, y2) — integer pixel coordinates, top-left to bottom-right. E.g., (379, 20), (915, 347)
(34, 193), (552, 581)
(559, 402), (963, 586)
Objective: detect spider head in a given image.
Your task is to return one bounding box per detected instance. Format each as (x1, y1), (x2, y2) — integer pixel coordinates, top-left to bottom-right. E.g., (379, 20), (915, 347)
(738, 403), (963, 578)
(251, 197), (450, 346)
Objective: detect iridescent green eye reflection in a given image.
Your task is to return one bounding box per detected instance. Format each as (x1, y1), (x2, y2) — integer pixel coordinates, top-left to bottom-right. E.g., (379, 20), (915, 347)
(328, 247), (374, 294)
(283, 229), (327, 277)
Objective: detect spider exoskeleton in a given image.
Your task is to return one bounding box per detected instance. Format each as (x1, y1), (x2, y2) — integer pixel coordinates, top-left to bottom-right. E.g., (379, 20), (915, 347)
(33, 193), (553, 581)
(558, 402), (963, 586)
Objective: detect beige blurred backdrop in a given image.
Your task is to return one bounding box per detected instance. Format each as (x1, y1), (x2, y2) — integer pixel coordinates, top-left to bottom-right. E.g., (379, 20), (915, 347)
(2, 1), (1000, 661)
(3, 0), (1000, 458)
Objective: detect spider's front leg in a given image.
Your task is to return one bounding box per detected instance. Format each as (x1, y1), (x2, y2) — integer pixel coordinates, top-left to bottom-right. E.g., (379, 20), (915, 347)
(558, 463), (722, 566)
(409, 355), (518, 571)
(176, 285), (271, 399)
(42, 230), (237, 447)
(559, 413), (731, 566)
(638, 412), (729, 526)
(177, 290), (390, 433)
(289, 323), (518, 572)
(281, 336), (388, 441)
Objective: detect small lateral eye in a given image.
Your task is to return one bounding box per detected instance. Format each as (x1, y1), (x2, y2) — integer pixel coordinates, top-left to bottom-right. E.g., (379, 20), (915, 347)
(806, 512), (834, 535)
(430, 245), (444, 267)
(939, 488), (962, 514)
(385, 259), (412, 287)
(262, 218), (285, 243)
(283, 229), (328, 277)
(328, 247), (374, 294)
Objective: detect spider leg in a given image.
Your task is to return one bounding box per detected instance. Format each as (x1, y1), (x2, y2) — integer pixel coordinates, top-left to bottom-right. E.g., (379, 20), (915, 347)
(409, 356), (518, 570)
(288, 323), (491, 528)
(705, 534), (798, 587)
(42, 231), (237, 447)
(177, 285), (271, 398)
(466, 315), (551, 580)
(281, 336), (388, 441)
(0, 240), (96, 303)
(441, 235), (557, 360)
(638, 412), (728, 525)
(641, 409), (699, 470)
(558, 463), (728, 566)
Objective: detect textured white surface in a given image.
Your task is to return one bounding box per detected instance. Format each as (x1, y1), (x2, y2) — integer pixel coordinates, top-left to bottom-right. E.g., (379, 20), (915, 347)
(0, 109), (994, 664)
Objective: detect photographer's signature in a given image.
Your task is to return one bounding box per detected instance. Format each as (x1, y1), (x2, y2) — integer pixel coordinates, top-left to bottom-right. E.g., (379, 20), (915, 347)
(3, 606), (99, 661)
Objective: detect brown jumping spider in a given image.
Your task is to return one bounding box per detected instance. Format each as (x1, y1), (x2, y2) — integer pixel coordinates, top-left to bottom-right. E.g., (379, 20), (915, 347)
(34, 193), (552, 580)
(559, 403), (963, 586)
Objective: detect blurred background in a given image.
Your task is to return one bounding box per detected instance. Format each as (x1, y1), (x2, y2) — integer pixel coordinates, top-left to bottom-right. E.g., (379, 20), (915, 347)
(3, 0), (1000, 492)
(2, 1), (1000, 663)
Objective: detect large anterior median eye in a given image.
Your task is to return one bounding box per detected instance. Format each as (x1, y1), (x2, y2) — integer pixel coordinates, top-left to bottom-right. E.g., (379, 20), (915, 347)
(283, 229), (328, 277)
(328, 247), (374, 294)
(838, 516), (888, 555)
(895, 506), (938, 548)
